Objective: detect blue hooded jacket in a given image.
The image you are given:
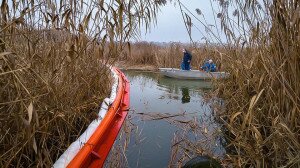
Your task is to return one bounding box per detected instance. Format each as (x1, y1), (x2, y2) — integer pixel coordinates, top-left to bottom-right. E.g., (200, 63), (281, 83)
(201, 61), (217, 72)
(183, 51), (192, 63)
(181, 50), (192, 70)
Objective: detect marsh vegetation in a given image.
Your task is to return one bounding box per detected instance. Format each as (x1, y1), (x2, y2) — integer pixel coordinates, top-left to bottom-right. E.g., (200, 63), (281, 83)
(0, 0), (161, 167)
(0, 0), (299, 167)
(119, 0), (300, 167)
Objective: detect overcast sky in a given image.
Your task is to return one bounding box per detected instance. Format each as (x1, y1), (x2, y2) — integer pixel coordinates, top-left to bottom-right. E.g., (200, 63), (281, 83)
(140, 0), (225, 43)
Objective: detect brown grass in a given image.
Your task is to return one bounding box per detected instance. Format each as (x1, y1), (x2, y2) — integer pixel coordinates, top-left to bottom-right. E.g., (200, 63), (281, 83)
(212, 0), (300, 167)
(0, 0), (161, 167)
(121, 41), (227, 71)
(121, 0), (300, 167)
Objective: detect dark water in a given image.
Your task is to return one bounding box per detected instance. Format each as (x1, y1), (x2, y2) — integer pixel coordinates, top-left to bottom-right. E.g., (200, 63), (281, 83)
(110, 70), (225, 168)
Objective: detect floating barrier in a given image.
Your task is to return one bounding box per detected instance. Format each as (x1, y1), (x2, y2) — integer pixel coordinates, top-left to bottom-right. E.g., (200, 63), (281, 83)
(53, 67), (130, 168)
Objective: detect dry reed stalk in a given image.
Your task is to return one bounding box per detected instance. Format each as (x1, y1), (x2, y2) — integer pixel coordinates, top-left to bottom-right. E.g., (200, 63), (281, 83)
(212, 0), (300, 167)
(0, 0), (162, 167)
(121, 41), (227, 71)
(167, 112), (225, 167)
(121, 1), (300, 167)
(104, 119), (132, 168)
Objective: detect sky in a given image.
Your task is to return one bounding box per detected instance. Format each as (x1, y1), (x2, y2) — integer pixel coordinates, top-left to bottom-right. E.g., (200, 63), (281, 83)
(6, 0), (230, 43)
(140, 0), (225, 43)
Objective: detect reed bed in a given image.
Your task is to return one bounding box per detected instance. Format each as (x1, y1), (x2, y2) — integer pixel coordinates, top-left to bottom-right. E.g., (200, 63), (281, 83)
(122, 41), (226, 71)
(213, 0), (300, 167)
(122, 0), (300, 167)
(0, 0), (161, 167)
(0, 28), (114, 167)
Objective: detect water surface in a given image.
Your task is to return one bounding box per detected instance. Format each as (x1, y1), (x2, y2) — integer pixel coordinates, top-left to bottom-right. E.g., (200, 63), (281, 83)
(108, 70), (225, 168)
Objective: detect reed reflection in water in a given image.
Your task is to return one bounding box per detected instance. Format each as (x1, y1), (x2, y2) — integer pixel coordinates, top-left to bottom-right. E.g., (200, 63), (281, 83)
(105, 70), (225, 168)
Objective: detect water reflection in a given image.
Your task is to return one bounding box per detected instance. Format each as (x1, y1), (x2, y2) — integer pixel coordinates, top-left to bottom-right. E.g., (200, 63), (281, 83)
(157, 76), (212, 91)
(181, 88), (190, 103)
(106, 70), (225, 168)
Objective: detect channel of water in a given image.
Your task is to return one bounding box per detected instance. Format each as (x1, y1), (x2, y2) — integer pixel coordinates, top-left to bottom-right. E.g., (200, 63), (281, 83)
(106, 70), (225, 168)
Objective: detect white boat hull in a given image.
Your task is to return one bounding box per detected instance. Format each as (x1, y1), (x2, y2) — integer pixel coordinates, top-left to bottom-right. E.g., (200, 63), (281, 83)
(159, 68), (229, 80)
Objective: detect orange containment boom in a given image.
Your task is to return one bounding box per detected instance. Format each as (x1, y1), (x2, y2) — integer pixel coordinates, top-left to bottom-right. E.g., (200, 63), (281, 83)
(61, 68), (130, 168)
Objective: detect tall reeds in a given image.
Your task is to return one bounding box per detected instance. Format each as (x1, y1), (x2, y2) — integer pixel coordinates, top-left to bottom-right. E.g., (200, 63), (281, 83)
(214, 0), (300, 167)
(122, 0), (300, 167)
(123, 41), (226, 70)
(0, 0), (161, 167)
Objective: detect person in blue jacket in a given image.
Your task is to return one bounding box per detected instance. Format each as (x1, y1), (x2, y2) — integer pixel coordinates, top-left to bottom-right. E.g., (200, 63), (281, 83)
(200, 59), (217, 72)
(181, 49), (192, 70)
